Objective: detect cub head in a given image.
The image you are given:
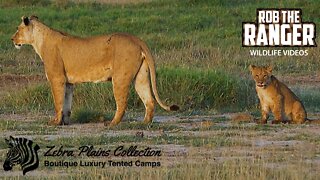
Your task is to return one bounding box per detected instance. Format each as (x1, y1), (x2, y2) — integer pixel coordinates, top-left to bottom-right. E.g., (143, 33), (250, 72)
(249, 65), (273, 89)
(11, 16), (38, 49)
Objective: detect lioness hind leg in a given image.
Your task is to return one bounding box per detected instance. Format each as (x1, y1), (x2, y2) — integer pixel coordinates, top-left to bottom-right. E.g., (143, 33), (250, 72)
(135, 61), (155, 124)
(107, 79), (131, 127)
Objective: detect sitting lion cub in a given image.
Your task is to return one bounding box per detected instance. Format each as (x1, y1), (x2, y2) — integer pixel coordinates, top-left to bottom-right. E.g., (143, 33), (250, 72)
(249, 65), (306, 124)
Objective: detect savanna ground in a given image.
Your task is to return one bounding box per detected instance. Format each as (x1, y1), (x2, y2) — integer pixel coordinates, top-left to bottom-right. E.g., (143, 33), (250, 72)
(0, 0), (320, 179)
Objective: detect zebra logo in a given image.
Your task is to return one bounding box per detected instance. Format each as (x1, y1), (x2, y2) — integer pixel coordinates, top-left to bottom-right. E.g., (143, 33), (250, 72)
(3, 136), (40, 175)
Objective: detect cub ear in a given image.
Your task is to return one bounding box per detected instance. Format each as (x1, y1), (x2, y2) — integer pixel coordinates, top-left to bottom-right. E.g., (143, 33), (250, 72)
(266, 65), (273, 73)
(30, 15), (38, 20)
(249, 65), (256, 72)
(22, 16), (30, 26)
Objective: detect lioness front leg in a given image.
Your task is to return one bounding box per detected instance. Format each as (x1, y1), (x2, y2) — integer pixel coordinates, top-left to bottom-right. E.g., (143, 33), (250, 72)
(62, 83), (74, 125)
(48, 79), (66, 125)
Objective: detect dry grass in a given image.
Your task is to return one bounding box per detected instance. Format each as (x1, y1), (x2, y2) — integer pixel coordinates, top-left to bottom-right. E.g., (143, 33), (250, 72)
(0, 113), (319, 179)
(0, 1), (320, 179)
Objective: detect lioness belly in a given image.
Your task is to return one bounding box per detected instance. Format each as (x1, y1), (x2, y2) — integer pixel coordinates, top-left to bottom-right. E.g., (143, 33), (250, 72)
(66, 66), (113, 83)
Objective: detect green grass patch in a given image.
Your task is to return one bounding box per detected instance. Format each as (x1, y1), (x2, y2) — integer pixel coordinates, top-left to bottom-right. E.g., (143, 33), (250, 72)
(0, 118), (19, 131)
(72, 109), (107, 124)
(0, 0), (319, 75)
(0, 67), (255, 115)
(293, 86), (320, 112)
(0, 0), (319, 116)
(0, 118), (58, 135)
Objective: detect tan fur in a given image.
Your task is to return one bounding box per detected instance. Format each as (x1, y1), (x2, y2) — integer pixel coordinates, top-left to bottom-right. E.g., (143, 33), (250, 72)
(11, 16), (178, 126)
(249, 65), (306, 124)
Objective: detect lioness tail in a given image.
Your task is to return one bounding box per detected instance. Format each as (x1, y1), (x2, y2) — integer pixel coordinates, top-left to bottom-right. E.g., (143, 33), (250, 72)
(140, 46), (179, 111)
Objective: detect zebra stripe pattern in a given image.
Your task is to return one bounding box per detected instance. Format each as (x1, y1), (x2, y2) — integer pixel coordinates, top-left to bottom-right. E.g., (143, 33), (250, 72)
(3, 136), (40, 175)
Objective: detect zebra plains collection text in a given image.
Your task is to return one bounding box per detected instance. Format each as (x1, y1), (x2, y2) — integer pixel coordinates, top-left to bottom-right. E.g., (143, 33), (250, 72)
(44, 145), (162, 157)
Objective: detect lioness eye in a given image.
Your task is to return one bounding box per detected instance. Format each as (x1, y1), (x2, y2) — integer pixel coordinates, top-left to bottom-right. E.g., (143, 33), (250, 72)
(255, 75), (259, 78)
(264, 75), (267, 78)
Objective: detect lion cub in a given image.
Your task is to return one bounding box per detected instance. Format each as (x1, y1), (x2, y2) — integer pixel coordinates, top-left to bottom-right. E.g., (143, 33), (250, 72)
(249, 65), (306, 124)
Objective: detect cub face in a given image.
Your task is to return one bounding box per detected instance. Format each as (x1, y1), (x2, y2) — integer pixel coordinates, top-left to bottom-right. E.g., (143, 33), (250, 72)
(249, 65), (273, 89)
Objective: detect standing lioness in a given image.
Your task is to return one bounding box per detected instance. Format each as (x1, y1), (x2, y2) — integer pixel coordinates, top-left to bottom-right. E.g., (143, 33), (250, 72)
(11, 16), (178, 126)
(249, 65), (306, 124)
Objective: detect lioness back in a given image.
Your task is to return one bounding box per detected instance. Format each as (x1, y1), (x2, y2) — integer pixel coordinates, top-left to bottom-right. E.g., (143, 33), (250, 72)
(59, 33), (144, 83)
(249, 65), (306, 124)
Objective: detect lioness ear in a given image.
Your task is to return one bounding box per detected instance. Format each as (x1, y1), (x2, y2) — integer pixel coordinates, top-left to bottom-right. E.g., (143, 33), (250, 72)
(22, 16), (30, 26)
(249, 65), (256, 72)
(266, 65), (273, 73)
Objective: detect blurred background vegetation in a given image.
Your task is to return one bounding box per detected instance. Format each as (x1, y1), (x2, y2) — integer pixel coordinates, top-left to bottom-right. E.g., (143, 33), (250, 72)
(0, 0), (319, 118)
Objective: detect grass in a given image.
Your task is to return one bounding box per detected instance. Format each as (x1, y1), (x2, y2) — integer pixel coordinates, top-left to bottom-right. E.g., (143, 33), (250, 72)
(1, 114), (319, 179)
(0, 67), (256, 115)
(35, 133), (246, 148)
(111, 121), (182, 131)
(1, 0), (320, 73)
(1, 0), (319, 114)
(293, 86), (320, 112)
(0, 1), (320, 179)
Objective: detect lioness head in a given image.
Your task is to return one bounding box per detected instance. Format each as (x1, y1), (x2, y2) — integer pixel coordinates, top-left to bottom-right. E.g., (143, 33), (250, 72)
(249, 65), (273, 88)
(11, 16), (38, 49)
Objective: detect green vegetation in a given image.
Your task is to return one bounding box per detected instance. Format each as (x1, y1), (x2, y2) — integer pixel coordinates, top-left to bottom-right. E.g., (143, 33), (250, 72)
(1, 67), (256, 115)
(0, 0), (320, 180)
(1, 0), (319, 114)
(0, 1), (319, 179)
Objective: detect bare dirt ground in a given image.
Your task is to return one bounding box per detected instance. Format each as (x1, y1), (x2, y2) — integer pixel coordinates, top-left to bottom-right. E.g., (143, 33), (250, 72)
(0, 112), (320, 178)
(279, 74), (320, 87)
(0, 74), (45, 97)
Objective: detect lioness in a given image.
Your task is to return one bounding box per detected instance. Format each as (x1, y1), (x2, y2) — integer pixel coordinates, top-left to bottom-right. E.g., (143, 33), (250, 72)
(249, 65), (306, 124)
(11, 16), (179, 126)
